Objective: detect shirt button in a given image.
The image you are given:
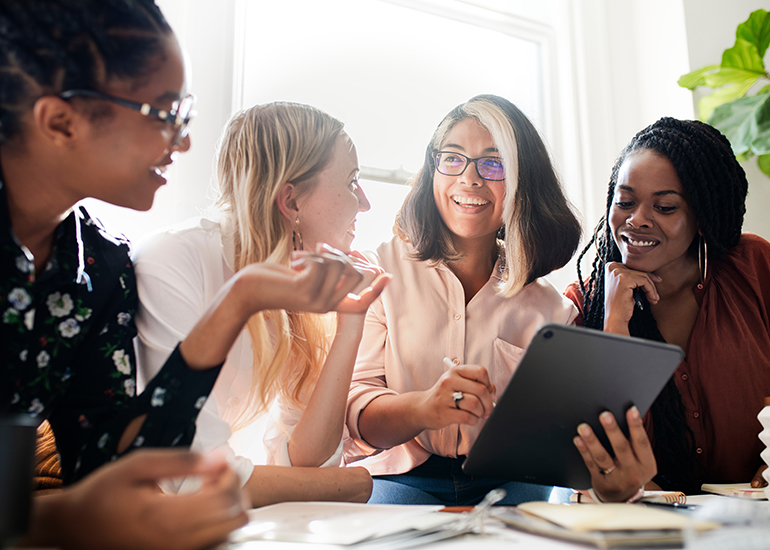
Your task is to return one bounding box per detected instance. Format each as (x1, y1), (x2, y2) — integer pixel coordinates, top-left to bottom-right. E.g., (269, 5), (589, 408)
(453, 358), (460, 365)
(693, 411), (700, 418)
(681, 374), (688, 381)
(696, 447), (703, 454)
(454, 313), (462, 320)
(227, 397), (240, 408)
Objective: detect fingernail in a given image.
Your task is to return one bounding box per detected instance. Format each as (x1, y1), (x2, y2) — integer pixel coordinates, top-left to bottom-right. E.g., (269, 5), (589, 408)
(573, 436), (585, 449)
(600, 411), (613, 425)
(578, 423), (591, 436)
(629, 406), (640, 420)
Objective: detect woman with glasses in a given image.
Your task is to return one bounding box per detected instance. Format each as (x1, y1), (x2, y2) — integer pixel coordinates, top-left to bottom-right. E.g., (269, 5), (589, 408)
(134, 102), (389, 507)
(0, 1), (374, 547)
(344, 95), (582, 505)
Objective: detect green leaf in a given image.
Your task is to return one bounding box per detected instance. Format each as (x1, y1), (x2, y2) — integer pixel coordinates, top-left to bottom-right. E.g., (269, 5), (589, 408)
(703, 67), (763, 88)
(678, 64), (720, 89)
(697, 79), (759, 121)
(736, 9), (770, 59)
(758, 153), (770, 176)
(708, 93), (770, 155)
(736, 150), (754, 162)
(721, 38), (765, 74)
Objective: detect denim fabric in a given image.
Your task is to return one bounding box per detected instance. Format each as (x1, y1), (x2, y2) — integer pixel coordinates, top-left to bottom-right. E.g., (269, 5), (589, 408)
(368, 454), (572, 505)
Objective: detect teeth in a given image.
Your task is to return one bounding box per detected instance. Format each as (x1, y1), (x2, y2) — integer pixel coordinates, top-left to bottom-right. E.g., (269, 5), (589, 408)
(152, 165), (168, 175)
(452, 195), (489, 206)
(626, 237), (657, 247)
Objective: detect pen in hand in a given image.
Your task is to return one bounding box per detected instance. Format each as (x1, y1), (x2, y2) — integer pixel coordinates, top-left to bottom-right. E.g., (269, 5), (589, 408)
(442, 357), (496, 408)
(632, 288), (645, 311)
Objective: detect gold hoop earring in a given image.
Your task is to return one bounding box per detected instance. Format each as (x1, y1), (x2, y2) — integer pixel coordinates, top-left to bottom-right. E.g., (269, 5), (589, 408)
(593, 217), (606, 265)
(292, 216), (303, 251)
(698, 235), (708, 289)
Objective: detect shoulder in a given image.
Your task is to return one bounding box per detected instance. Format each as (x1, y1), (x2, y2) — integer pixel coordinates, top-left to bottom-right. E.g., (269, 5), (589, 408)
(719, 233), (770, 275)
(372, 236), (410, 269)
(77, 206), (131, 265)
(521, 276), (578, 313)
(133, 217), (223, 270)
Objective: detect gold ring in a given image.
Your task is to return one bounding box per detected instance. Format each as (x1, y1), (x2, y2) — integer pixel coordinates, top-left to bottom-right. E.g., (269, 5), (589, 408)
(599, 466), (615, 475)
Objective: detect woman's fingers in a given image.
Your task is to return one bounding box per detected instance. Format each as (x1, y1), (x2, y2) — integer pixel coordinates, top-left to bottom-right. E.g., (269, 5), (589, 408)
(751, 464), (769, 488)
(335, 273), (392, 314)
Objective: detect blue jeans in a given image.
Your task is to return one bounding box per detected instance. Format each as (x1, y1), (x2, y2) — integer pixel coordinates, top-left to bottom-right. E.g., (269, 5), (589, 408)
(368, 454), (572, 506)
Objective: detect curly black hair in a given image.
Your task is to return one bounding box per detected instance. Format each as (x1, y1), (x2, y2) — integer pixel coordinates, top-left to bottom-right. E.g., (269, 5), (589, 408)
(576, 117), (748, 493)
(0, 0), (171, 144)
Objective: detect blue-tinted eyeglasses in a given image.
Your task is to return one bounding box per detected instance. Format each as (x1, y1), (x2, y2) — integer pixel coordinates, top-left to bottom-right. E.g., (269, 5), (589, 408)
(58, 89), (196, 146)
(434, 151), (505, 181)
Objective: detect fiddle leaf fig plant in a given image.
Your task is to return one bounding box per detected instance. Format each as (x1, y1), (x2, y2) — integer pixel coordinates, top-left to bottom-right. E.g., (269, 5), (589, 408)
(678, 9), (770, 176)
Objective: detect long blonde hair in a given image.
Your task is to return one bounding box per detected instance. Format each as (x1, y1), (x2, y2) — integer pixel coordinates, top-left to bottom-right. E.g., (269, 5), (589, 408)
(213, 102), (346, 429)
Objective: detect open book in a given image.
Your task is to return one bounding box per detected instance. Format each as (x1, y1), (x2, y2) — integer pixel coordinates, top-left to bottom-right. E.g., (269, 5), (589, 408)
(494, 501), (718, 548)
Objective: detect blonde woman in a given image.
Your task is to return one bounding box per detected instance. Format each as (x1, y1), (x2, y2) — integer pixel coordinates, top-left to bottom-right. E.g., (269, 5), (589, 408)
(136, 102), (390, 506)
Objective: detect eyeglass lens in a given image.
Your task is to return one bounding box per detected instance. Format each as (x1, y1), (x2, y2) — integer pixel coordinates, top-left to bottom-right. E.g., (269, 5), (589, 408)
(171, 95), (195, 145)
(436, 153), (505, 180)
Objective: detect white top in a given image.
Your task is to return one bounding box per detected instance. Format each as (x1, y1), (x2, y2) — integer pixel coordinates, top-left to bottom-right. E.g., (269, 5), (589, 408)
(345, 237), (578, 475)
(134, 217), (343, 487)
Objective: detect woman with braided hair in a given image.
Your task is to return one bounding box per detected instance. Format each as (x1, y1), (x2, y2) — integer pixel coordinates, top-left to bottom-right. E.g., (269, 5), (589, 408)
(566, 117), (770, 502)
(0, 0), (379, 547)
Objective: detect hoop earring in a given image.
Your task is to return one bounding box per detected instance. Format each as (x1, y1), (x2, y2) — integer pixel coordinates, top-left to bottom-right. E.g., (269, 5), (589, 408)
(292, 217), (303, 251)
(593, 217), (606, 265)
(697, 235), (708, 289)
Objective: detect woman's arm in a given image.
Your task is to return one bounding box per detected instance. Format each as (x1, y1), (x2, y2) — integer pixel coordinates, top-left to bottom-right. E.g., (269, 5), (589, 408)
(357, 363), (496, 450)
(603, 262), (661, 334)
(244, 464), (372, 507)
(286, 253), (391, 466)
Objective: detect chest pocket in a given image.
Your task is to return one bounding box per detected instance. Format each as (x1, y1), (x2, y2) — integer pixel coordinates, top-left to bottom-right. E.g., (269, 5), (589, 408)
(491, 337), (526, 395)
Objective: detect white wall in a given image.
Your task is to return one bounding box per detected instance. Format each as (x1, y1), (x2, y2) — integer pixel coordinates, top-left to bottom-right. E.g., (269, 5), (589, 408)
(682, 0), (770, 238)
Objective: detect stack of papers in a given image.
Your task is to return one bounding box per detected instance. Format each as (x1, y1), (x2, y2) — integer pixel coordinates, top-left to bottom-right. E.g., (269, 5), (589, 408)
(701, 483), (768, 499)
(494, 501), (718, 548)
(229, 502), (472, 548)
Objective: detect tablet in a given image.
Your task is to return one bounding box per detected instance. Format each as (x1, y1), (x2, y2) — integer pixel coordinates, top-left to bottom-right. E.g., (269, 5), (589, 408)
(462, 323), (684, 490)
(0, 415), (36, 547)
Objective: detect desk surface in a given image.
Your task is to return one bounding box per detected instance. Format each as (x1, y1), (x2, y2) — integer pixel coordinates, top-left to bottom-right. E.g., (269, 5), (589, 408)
(223, 495), (770, 550)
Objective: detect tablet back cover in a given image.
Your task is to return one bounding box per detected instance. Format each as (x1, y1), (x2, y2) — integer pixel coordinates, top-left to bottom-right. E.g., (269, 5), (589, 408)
(462, 323), (683, 489)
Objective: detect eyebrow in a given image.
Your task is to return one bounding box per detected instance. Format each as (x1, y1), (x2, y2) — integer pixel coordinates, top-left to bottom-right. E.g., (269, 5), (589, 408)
(616, 185), (685, 198)
(442, 142), (499, 154)
(155, 91), (184, 104)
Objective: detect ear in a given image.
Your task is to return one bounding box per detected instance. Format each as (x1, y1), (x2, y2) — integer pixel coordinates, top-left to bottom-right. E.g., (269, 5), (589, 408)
(275, 182), (300, 224)
(31, 96), (80, 147)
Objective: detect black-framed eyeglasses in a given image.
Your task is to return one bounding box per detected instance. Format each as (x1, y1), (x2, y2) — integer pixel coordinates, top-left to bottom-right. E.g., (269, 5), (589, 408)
(434, 151), (505, 181)
(58, 89), (196, 146)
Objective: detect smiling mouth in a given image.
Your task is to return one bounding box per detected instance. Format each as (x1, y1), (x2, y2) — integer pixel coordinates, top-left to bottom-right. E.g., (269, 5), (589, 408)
(452, 195), (490, 207)
(152, 165), (169, 177)
(622, 235), (659, 248)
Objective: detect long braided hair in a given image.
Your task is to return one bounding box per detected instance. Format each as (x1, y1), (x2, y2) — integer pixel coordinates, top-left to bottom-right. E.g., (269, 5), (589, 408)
(576, 117), (748, 493)
(0, 0), (172, 145)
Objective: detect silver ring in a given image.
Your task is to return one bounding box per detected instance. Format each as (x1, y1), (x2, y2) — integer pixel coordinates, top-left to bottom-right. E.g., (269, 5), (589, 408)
(453, 391), (464, 409)
(599, 466), (615, 475)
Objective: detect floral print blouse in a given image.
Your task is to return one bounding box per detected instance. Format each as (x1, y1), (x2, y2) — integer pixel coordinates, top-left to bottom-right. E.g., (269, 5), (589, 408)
(0, 177), (220, 484)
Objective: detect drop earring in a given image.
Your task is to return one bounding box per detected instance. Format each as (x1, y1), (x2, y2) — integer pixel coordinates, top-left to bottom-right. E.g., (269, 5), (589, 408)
(292, 217), (303, 251)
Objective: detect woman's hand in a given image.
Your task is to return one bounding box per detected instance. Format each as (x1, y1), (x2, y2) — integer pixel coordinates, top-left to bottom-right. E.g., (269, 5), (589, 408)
(751, 464), (768, 488)
(603, 262), (662, 334)
(418, 363), (497, 430)
(573, 407), (657, 502)
(27, 449), (248, 550)
(336, 249), (391, 315)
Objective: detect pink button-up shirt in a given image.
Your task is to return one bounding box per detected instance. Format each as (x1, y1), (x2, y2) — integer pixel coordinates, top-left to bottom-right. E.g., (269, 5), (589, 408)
(344, 237), (577, 475)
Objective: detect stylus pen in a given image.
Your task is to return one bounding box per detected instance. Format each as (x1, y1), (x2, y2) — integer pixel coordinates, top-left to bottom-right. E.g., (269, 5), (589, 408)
(633, 288), (645, 311)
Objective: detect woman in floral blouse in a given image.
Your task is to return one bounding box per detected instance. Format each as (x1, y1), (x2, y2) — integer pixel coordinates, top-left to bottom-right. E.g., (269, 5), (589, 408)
(0, 1), (378, 548)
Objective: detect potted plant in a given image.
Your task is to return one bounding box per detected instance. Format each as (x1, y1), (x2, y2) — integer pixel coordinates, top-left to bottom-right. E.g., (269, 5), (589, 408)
(678, 9), (770, 176)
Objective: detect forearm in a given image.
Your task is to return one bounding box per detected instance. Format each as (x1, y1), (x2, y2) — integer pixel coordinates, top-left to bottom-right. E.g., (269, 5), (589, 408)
(245, 465), (372, 507)
(22, 493), (73, 549)
(603, 314), (631, 335)
(288, 314), (365, 466)
(357, 392), (429, 450)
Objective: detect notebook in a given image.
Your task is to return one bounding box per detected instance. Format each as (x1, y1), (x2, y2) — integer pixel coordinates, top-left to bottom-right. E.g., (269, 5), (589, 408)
(462, 323), (684, 490)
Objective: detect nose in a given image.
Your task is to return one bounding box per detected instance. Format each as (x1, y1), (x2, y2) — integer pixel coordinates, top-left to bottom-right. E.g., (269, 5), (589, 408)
(357, 183), (371, 213)
(627, 205), (653, 228)
(459, 159), (483, 187)
(173, 132), (192, 154)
